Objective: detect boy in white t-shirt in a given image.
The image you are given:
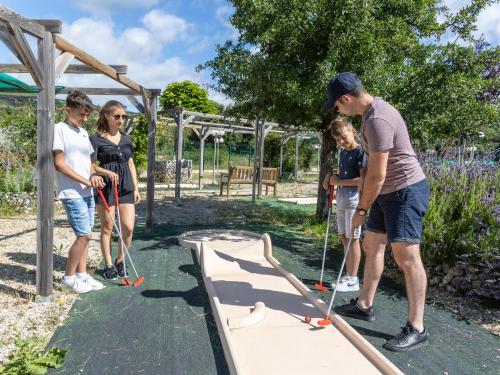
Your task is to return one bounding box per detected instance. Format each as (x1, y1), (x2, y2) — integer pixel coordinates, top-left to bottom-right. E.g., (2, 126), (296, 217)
(53, 91), (105, 293)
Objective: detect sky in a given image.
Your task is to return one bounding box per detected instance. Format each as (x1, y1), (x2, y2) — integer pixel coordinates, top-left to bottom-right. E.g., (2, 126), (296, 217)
(0, 0), (498, 109)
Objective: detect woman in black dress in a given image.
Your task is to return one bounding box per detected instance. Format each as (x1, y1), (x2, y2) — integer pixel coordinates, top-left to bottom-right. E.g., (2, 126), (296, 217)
(90, 100), (140, 280)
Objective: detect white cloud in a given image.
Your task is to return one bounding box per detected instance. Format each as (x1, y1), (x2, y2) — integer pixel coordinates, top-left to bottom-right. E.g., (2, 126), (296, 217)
(54, 16), (198, 107)
(72, 0), (158, 16)
(441, 0), (500, 44)
(215, 5), (239, 40)
(476, 3), (500, 44)
(142, 10), (191, 43)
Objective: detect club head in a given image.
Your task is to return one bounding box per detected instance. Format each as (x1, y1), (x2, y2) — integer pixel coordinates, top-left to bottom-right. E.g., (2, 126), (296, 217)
(133, 276), (144, 287)
(314, 283), (328, 293)
(318, 319), (332, 326)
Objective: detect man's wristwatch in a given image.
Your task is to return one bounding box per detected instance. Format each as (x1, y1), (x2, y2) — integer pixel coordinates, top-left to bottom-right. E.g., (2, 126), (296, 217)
(356, 207), (368, 216)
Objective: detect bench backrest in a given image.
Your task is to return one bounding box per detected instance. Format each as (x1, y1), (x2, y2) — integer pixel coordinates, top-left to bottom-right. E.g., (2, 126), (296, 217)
(228, 166), (278, 184)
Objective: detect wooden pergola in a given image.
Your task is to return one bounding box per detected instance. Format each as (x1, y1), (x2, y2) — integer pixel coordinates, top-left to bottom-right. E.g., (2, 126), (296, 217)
(0, 5), (160, 299)
(166, 109), (321, 205)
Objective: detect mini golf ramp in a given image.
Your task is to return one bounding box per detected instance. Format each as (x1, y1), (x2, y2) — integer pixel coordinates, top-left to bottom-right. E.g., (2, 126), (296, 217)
(179, 230), (403, 375)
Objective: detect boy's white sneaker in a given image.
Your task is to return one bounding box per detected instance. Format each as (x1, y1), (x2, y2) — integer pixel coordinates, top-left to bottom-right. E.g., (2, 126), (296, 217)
(61, 277), (93, 294)
(332, 276), (360, 292)
(76, 273), (105, 291)
(331, 275), (348, 290)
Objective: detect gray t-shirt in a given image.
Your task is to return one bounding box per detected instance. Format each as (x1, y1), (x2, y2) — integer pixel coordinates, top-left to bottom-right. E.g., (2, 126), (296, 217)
(361, 97), (425, 194)
(52, 121), (94, 199)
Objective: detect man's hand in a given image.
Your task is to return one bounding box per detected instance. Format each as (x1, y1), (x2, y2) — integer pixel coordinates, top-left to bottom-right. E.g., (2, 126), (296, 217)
(90, 175), (105, 189)
(351, 211), (366, 232)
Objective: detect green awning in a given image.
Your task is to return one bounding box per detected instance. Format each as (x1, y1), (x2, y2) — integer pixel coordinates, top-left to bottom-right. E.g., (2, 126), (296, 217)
(0, 73), (63, 93)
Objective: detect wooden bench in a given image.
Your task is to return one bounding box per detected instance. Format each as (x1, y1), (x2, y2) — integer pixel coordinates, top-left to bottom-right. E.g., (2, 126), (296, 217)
(220, 166), (278, 197)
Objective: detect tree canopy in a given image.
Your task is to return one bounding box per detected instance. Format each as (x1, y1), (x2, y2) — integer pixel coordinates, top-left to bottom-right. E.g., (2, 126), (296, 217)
(199, 0), (498, 148)
(159, 80), (220, 114)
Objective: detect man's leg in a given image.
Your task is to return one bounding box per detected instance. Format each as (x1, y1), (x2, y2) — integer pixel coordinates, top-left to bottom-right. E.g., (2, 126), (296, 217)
(392, 242), (427, 332)
(75, 236), (89, 274)
(66, 235), (91, 276)
(357, 230), (387, 308)
(347, 238), (361, 277)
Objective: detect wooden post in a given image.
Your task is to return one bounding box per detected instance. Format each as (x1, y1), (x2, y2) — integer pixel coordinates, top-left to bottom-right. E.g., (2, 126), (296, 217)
(279, 138), (284, 178)
(198, 128), (205, 189)
(36, 30), (55, 298)
(294, 133), (299, 182)
(174, 109), (184, 204)
(257, 121), (265, 197)
(251, 119), (259, 209)
(145, 94), (157, 236)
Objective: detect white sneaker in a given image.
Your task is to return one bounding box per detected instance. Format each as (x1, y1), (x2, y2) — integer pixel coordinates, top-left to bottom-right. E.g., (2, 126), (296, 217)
(77, 273), (105, 291)
(332, 276), (360, 292)
(331, 275), (348, 290)
(62, 277), (93, 294)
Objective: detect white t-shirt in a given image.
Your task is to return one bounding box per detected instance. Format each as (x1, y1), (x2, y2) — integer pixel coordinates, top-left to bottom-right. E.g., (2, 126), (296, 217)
(52, 121), (94, 199)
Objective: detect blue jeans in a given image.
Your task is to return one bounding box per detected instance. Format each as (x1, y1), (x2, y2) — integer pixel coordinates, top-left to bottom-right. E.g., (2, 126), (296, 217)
(366, 179), (430, 244)
(62, 196), (95, 237)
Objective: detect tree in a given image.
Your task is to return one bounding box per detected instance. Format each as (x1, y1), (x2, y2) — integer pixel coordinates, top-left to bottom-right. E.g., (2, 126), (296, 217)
(199, 0), (497, 217)
(159, 80), (220, 114)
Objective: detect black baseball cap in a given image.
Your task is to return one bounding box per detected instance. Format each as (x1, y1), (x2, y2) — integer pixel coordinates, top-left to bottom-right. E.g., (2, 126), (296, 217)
(322, 72), (362, 111)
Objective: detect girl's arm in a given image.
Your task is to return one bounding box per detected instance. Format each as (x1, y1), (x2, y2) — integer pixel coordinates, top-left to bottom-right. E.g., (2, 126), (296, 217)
(91, 162), (119, 185)
(128, 157), (141, 203)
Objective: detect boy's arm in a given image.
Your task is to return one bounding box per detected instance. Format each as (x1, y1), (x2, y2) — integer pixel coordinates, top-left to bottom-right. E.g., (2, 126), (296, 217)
(330, 174), (360, 187)
(54, 150), (92, 187)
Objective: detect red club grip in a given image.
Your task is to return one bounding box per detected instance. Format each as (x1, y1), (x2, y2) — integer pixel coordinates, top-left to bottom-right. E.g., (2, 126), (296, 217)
(114, 182), (120, 207)
(329, 185), (335, 209)
(97, 188), (110, 212)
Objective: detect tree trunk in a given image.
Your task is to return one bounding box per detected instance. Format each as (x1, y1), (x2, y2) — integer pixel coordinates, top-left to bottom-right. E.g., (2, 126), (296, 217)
(316, 123), (337, 220)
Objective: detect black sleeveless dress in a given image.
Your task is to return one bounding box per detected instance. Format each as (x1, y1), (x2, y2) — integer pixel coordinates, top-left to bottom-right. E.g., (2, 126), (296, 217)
(90, 132), (135, 206)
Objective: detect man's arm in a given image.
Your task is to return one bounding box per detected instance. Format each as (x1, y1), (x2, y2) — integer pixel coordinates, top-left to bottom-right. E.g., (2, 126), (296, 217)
(54, 150), (92, 187)
(358, 151), (388, 208)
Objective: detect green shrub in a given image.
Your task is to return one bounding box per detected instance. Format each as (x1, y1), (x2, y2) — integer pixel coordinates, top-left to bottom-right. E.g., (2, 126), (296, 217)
(421, 162), (499, 265)
(0, 165), (36, 193)
(0, 334), (66, 375)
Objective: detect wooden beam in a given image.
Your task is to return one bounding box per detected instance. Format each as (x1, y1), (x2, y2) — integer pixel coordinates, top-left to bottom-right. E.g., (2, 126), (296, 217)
(54, 52), (74, 83)
(32, 19), (62, 34)
(59, 87), (153, 96)
(36, 30), (55, 298)
(145, 95), (158, 235)
(126, 95), (145, 114)
(7, 24), (44, 87)
(0, 5), (46, 38)
(0, 63), (128, 74)
(55, 34), (143, 94)
(0, 30), (23, 61)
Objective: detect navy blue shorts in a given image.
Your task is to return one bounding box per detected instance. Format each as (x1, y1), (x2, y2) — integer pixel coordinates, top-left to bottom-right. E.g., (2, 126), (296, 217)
(366, 179), (430, 244)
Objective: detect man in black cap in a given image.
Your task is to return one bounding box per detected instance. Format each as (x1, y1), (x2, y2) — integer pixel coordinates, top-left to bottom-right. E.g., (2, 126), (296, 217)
(323, 72), (430, 352)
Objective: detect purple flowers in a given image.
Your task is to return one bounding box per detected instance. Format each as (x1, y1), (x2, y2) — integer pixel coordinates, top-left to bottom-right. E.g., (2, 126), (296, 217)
(418, 150), (499, 264)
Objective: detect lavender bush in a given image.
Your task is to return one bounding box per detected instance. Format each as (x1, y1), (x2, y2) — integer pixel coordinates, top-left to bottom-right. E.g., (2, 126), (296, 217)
(420, 150), (499, 265)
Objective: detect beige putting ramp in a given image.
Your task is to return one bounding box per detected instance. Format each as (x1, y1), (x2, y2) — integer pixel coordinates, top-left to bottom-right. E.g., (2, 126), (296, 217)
(178, 230), (403, 375)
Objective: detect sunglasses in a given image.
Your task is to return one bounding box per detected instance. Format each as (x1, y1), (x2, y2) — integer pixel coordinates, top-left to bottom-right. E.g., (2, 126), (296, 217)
(113, 114), (128, 121)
